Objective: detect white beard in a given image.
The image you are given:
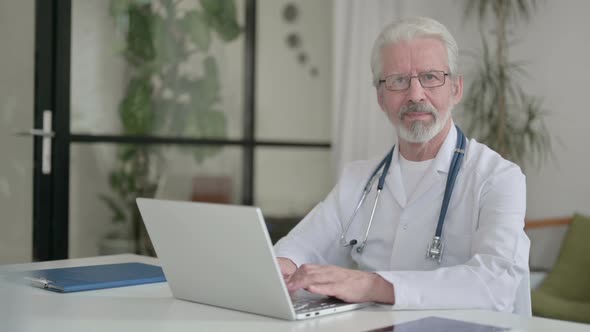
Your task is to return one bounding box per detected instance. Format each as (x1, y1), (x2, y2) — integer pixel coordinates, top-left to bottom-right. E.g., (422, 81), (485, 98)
(395, 103), (452, 143)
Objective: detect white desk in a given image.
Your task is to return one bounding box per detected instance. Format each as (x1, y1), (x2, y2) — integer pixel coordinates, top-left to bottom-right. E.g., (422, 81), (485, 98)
(0, 254), (588, 332)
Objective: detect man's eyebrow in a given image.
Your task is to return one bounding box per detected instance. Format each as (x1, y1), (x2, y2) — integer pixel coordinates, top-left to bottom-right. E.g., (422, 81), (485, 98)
(382, 72), (406, 77)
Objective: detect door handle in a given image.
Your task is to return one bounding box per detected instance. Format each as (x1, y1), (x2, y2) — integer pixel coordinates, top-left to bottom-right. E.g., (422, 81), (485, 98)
(14, 128), (55, 137)
(14, 110), (54, 174)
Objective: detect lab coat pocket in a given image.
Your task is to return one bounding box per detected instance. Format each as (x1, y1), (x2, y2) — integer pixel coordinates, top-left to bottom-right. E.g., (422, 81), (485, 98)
(441, 232), (472, 266)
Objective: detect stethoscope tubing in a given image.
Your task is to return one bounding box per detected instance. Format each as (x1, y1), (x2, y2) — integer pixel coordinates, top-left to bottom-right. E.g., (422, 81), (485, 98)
(435, 130), (465, 237)
(340, 147), (394, 247)
(341, 125), (466, 259)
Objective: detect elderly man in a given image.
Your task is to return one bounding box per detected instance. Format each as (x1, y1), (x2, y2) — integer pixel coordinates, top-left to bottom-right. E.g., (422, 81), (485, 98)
(274, 17), (530, 314)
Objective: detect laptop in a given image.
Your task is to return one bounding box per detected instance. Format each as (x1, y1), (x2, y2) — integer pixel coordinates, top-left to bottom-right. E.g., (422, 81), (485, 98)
(136, 198), (372, 320)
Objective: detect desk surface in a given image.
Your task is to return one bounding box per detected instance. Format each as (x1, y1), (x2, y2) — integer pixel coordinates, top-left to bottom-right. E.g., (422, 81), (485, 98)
(1, 254), (588, 332)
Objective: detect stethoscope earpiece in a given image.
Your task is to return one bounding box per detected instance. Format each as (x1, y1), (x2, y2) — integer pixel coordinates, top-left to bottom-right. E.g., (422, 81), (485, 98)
(349, 239), (357, 246)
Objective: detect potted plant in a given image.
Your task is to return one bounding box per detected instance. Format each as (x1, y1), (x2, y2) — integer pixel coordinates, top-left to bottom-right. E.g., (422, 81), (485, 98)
(99, 0), (242, 255)
(461, 0), (551, 167)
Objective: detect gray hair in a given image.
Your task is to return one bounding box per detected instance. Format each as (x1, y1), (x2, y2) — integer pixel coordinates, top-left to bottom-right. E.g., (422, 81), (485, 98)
(371, 17), (459, 87)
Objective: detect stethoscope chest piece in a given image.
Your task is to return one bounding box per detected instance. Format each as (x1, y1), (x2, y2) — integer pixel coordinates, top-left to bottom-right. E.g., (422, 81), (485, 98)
(426, 236), (444, 263)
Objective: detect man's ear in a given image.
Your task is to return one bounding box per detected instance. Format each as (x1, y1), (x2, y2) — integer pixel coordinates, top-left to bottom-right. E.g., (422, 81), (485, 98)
(452, 75), (463, 104)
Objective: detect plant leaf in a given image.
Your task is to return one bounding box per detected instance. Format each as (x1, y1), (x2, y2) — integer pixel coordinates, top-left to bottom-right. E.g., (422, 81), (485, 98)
(119, 77), (154, 135)
(201, 0), (242, 42)
(152, 15), (183, 66)
(183, 10), (211, 51)
(110, 0), (132, 29)
(125, 3), (156, 63)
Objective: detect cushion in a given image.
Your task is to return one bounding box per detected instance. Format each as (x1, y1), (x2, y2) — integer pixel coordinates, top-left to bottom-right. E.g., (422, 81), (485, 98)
(535, 213), (590, 301)
(532, 288), (590, 323)
(531, 213), (590, 323)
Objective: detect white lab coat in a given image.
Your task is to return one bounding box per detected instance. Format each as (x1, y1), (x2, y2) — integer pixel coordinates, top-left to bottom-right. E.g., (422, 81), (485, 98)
(274, 126), (530, 313)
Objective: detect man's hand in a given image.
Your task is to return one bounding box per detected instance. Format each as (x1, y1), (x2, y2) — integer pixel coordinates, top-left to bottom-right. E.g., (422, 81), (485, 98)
(285, 264), (395, 304)
(276, 257), (297, 281)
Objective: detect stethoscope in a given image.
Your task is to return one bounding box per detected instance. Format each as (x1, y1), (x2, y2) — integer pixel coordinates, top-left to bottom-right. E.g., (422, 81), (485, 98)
(339, 126), (466, 263)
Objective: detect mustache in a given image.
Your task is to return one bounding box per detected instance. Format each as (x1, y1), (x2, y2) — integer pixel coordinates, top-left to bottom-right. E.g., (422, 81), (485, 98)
(399, 103), (438, 119)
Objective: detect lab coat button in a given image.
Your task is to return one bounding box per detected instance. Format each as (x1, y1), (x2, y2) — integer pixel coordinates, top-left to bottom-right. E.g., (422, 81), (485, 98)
(402, 224), (408, 230)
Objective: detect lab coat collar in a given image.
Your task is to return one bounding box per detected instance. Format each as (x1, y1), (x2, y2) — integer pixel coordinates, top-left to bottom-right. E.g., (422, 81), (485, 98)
(432, 121), (459, 174)
(388, 147), (407, 207)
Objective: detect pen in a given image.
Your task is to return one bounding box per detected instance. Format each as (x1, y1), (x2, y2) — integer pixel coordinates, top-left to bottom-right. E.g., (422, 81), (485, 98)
(24, 276), (64, 292)
(24, 277), (51, 289)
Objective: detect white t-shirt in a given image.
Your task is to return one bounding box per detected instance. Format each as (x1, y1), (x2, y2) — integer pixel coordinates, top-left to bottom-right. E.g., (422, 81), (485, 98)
(399, 153), (433, 200)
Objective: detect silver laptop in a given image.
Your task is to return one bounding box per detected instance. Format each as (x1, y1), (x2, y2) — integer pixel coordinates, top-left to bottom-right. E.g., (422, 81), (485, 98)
(136, 198), (372, 320)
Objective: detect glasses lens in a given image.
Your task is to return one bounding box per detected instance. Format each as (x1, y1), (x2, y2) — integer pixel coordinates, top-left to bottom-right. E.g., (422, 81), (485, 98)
(386, 75), (410, 91)
(419, 71), (445, 88)
(383, 71), (446, 91)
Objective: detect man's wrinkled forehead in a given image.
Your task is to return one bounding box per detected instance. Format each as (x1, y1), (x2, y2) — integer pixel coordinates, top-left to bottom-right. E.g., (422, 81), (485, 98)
(380, 37), (450, 74)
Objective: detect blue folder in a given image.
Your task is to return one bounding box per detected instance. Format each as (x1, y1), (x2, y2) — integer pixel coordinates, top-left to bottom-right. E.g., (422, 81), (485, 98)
(24, 262), (166, 293)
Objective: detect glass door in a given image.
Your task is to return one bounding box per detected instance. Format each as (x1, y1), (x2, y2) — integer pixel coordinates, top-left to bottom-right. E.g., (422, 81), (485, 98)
(0, 0), (35, 264)
(67, 0), (247, 258)
(28, 0), (334, 261)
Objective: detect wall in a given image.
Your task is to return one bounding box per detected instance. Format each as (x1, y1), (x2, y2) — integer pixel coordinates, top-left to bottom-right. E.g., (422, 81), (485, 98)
(255, 0), (333, 216)
(511, 0), (590, 219)
(256, 0), (332, 142)
(395, 0), (590, 219)
(0, 0), (35, 263)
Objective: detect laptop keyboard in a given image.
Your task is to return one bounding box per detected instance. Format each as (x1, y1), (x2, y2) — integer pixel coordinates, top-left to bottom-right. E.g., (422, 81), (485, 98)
(292, 297), (347, 313)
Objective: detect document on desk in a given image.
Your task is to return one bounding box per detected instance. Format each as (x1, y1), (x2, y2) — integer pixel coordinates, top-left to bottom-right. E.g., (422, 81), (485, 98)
(365, 316), (509, 332)
(22, 262), (166, 293)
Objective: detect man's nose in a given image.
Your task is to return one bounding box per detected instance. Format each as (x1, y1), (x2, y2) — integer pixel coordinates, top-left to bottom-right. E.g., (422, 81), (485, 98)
(407, 77), (426, 103)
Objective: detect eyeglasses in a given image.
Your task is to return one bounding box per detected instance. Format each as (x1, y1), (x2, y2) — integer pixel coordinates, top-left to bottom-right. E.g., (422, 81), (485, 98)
(379, 70), (450, 91)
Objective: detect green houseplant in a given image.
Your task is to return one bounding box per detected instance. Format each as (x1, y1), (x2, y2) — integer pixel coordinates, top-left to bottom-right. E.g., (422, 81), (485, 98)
(461, 0), (551, 167)
(100, 0), (242, 255)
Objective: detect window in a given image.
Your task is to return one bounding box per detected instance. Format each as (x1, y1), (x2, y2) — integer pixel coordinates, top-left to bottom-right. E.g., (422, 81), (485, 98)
(61, 0), (333, 258)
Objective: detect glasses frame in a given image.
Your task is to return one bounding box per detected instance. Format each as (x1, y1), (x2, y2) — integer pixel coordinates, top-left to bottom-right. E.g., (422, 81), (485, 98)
(379, 70), (450, 91)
